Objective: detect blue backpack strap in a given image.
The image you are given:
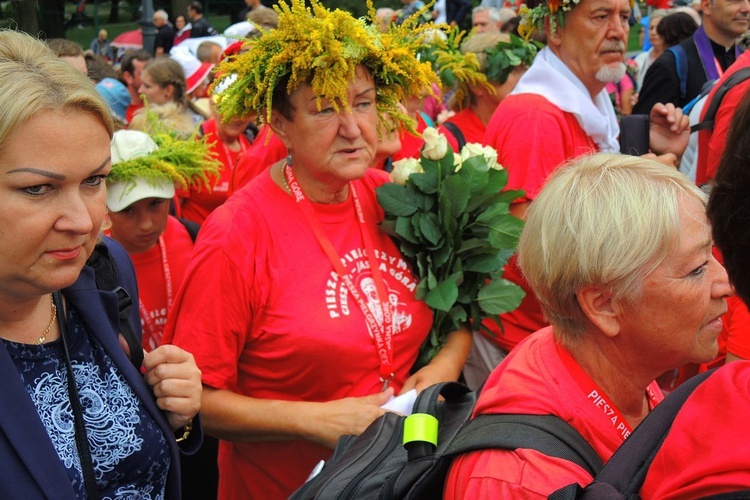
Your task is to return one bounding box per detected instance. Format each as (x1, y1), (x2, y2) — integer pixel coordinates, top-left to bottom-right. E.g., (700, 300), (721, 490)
(667, 45), (689, 102)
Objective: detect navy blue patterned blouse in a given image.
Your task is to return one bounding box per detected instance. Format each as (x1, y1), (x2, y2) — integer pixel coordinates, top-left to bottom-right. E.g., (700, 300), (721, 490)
(1, 307), (171, 499)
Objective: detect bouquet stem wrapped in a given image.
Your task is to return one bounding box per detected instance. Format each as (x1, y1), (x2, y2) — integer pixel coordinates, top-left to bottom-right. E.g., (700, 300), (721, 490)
(377, 128), (526, 368)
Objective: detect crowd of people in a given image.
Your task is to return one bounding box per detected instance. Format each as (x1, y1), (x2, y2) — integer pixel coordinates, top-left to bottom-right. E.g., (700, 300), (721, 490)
(1, 0), (749, 496)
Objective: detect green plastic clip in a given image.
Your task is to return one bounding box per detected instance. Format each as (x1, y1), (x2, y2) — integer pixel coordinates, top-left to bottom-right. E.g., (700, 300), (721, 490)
(403, 413), (438, 447)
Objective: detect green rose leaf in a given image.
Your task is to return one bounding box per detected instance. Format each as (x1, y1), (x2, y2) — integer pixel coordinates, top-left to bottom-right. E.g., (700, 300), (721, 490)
(483, 168), (509, 194)
(377, 183), (419, 216)
(419, 211), (443, 246)
(487, 216), (524, 249)
(459, 164), (489, 194)
(414, 190), (436, 212)
(431, 240), (452, 268)
(426, 279), (459, 312)
(477, 279), (526, 315)
(497, 189), (526, 204)
(464, 254), (504, 273)
(395, 216), (419, 244)
(410, 171), (438, 194)
(461, 155), (489, 174)
(442, 175), (470, 218)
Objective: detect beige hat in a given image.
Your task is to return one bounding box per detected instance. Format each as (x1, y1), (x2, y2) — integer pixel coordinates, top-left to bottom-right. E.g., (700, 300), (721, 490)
(106, 130), (176, 212)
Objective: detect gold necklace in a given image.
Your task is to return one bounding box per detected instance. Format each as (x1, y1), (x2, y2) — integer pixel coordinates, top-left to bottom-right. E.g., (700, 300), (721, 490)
(37, 294), (57, 345)
(281, 163), (291, 193)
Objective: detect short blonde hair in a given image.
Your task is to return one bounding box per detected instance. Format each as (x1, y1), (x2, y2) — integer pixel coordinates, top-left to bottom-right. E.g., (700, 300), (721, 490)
(0, 30), (113, 153)
(518, 153), (707, 343)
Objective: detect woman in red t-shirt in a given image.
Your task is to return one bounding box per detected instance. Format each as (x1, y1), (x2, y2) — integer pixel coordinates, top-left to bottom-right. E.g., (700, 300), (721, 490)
(437, 32), (537, 152)
(163, 2), (472, 497)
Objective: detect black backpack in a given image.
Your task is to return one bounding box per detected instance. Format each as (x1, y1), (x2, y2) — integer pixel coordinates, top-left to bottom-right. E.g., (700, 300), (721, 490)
(291, 382), (604, 500)
(547, 370), (744, 500)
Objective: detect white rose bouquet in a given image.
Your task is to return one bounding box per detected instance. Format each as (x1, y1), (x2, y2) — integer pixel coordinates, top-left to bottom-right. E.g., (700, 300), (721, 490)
(377, 128), (526, 367)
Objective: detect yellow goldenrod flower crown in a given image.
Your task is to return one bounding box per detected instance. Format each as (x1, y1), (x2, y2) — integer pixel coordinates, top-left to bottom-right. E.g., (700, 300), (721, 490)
(419, 28), (494, 110)
(518, 0), (637, 40)
(424, 30), (541, 111)
(108, 108), (221, 192)
(212, 0), (441, 135)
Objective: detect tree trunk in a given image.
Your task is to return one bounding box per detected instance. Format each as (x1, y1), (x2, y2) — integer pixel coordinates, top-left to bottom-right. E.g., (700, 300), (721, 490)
(10, 0), (40, 35)
(38, 0), (65, 38)
(108, 0), (119, 23)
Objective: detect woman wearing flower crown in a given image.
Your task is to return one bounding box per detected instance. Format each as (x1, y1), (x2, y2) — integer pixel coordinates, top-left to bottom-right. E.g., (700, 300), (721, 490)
(0, 29), (202, 499)
(163, 1), (472, 497)
(435, 31), (539, 152)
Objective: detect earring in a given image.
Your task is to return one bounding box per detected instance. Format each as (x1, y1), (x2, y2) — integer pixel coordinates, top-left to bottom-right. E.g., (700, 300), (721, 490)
(286, 151), (293, 167)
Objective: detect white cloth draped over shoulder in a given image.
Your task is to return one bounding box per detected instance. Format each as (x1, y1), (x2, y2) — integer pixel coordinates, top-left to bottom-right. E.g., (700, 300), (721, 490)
(511, 47), (620, 153)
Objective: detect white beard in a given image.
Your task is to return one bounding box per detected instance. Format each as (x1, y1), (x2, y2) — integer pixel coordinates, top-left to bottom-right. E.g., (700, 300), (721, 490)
(596, 62), (627, 83)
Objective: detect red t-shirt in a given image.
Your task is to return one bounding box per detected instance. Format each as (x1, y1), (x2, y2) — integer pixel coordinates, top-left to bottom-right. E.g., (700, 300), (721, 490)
(640, 361), (750, 499)
(125, 103), (143, 125)
(445, 327), (663, 499)
(178, 118), (251, 225)
(726, 295), (750, 359)
(438, 107), (486, 152)
(130, 216), (194, 351)
(696, 51), (750, 186)
(482, 93), (597, 352)
(164, 168), (433, 498)
(231, 124), (288, 191)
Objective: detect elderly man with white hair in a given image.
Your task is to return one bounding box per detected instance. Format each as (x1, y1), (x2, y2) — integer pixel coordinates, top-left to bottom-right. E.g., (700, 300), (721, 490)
(153, 9), (175, 56)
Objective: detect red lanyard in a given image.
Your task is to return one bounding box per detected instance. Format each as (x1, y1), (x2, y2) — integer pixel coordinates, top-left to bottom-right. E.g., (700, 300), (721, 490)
(284, 164), (395, 388)
(556, 343), (660, 440)
(138, 236), (173, 350)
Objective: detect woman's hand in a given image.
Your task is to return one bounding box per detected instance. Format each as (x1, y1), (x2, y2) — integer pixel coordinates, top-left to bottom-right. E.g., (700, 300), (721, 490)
(143, 344), (202, 431)
(305, 388), (394, 449)
(400, 326), (472, 395)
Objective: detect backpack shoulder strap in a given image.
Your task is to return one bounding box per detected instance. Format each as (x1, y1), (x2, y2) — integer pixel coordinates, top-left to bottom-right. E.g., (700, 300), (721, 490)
(691, 67), (750, 133)
(444, 413), (604, 477)
(177, 217), (201, 242)
(668, 45), (689, 102)
(89, 237), (144, 371)
(442, 121), (467, 151)
(590, 369), (715, 496)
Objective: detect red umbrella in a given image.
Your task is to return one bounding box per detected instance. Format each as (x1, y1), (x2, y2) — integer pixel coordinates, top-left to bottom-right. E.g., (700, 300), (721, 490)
(111, 29), (142, 49)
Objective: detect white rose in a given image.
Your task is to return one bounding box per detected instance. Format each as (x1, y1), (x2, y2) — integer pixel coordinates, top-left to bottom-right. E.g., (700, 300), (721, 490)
(422, 127), (449, 161)
(390, 157), (423, 185)
(460, 143), (502, 171)
(453, 153), (463, 172)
